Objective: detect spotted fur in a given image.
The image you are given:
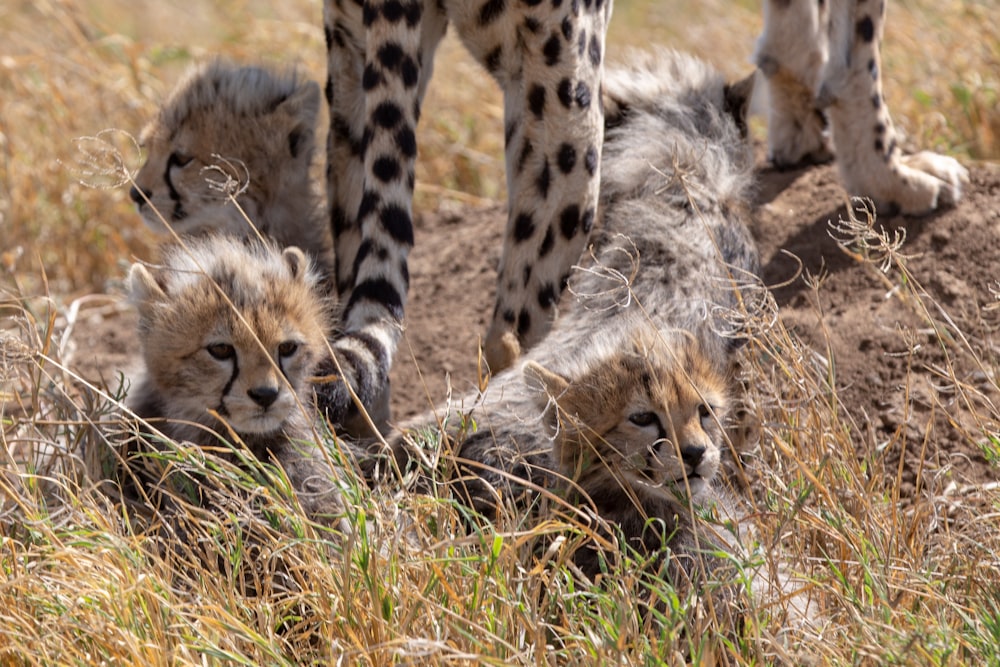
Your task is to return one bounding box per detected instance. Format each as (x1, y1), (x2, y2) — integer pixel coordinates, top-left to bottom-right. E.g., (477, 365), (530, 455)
(131, 61), (333, 276)
(383, 50), (760, 568)
(524, 332), (738, 579)
(317, 0), (613, 431)
(756, 0), (969, 215)
(126, 236), (343, 519)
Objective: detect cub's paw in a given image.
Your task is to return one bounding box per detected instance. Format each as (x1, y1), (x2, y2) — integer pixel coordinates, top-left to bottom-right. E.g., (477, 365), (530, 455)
(484, 330), (522, 376)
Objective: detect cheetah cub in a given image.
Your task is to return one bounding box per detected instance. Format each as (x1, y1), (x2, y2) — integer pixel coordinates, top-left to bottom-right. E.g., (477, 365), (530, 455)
(524, 331), (740, 581)
(126, 235), (343, 520)
(131, 61), (333, 276)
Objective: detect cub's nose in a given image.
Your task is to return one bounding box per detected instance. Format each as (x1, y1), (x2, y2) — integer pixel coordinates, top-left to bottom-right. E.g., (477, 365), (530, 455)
(680, 444), (706, 468)
(247, 386), (280, 408)
(129, 185), (151, 207)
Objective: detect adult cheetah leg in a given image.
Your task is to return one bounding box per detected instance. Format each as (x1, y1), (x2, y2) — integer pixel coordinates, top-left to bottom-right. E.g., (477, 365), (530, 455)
(318, 0), (437, 433)
(755, 0), (834, 168)
(480, 1), (612, 374)
(820, 0), (967, 215)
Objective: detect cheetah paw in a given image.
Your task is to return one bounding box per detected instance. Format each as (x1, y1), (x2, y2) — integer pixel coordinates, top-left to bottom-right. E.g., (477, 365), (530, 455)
(896, 151), (970, 213)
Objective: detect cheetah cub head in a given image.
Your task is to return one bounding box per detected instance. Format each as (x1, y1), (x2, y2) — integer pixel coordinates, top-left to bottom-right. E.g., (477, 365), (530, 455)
(128, 236), (329, 441)
(525, 333), (728, 503)
(131, 61), (320, 237)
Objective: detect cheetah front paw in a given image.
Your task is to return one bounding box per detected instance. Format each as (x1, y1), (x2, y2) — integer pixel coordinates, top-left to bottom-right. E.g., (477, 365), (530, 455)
(897, 151), (970, 212)
(844, 151), (969, 217)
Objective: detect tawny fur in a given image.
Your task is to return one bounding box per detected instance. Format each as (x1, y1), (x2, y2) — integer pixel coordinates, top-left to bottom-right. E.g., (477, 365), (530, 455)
(385, 49), (761, 578)
(132, 61), (333, 277)
(127, 235), (343, 520)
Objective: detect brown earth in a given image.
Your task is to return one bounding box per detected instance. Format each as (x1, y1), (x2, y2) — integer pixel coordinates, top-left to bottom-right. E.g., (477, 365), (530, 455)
(67, 154), (1000, 496)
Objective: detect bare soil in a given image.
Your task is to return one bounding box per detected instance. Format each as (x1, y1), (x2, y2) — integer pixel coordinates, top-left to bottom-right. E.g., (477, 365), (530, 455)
(68, 154), (1000, 497)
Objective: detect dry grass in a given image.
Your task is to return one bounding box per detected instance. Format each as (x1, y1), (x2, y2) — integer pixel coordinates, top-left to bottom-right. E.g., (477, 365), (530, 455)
(2, 1), (1000, 665)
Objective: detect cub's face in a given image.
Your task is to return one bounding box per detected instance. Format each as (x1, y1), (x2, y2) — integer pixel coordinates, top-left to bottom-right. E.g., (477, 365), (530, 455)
(130, 238), (328, 438)
(130, 62), (318, 238)
(527, 336), (727, 500)
(131, 117), (251, 237)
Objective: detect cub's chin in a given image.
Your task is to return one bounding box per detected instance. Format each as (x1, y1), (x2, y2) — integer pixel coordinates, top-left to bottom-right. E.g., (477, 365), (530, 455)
(223, 413), (291, 438)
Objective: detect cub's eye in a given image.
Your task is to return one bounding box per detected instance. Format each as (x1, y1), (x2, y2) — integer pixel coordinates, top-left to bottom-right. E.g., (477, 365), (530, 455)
(277, 341), (299, 357)
(628, 411), (659, 428)
(168, 152), (193, 168)
(206, 342), (235, 360)
(699, 404), (714, 430)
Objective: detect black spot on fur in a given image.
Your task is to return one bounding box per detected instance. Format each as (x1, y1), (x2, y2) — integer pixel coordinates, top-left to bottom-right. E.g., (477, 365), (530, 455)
(543, 33), (562, 66)
(362, 64), (380, 91)
(557, 143), (577, 174)
(856, 16), (875, 43)
(588, 34), (601, 67)
(362, 3), (378, 26)
(378, 43), (405, 70)
(352, 239), (375, 279)
(574, 80), (591, 108)
(581, 207), (594, 233)
(872, 93), (882, 109)
(373, 155), (401, 182)
(557, 78), (573, 107)
(401, 55), (420, 88)
(514, 213), (536, 242)
(538, 284), (556, 309)
(559, 273), (570, 292)
(560, 205), (580, 239)
(539, 226), (555, 257)
(373, 101), (404, 128)
(561, 16), (573, 40)
(528, 84), (546, 118)
(517, 309), (531, 337)
(382, 0), (406, 22)
(357, 190), (381, 222)
(485, 46), (503, 73)
(577, 31), (587, 58)
(381, 204), (415, 245)
(524, 16), (541, 33)
(536, 159), (551, 198)
(502, 309), (516, 324)
(523, 266), (532, 287)
(346, 278), (405, 321)
(396, 127), (417, 158)
(584, 145), (597, 175)
(404, 1), (423, 27)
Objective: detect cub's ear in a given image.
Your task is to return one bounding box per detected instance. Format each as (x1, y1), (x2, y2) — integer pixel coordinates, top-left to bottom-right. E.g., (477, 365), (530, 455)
(524, 361), (570, 407)
(724, 70), (756, 138)
(128, 263), (168, 319)
(281, 246), (311, 282)
(281, 79), (320, 159)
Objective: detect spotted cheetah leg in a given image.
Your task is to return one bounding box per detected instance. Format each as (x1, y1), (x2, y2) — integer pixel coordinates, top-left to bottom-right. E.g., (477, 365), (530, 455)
(820, 0), (967, 215)
(470, 0), (612, 373)
(755, 0), (834, 168)
(318, 0), (445, 433)
(758, 0), (968, 215)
